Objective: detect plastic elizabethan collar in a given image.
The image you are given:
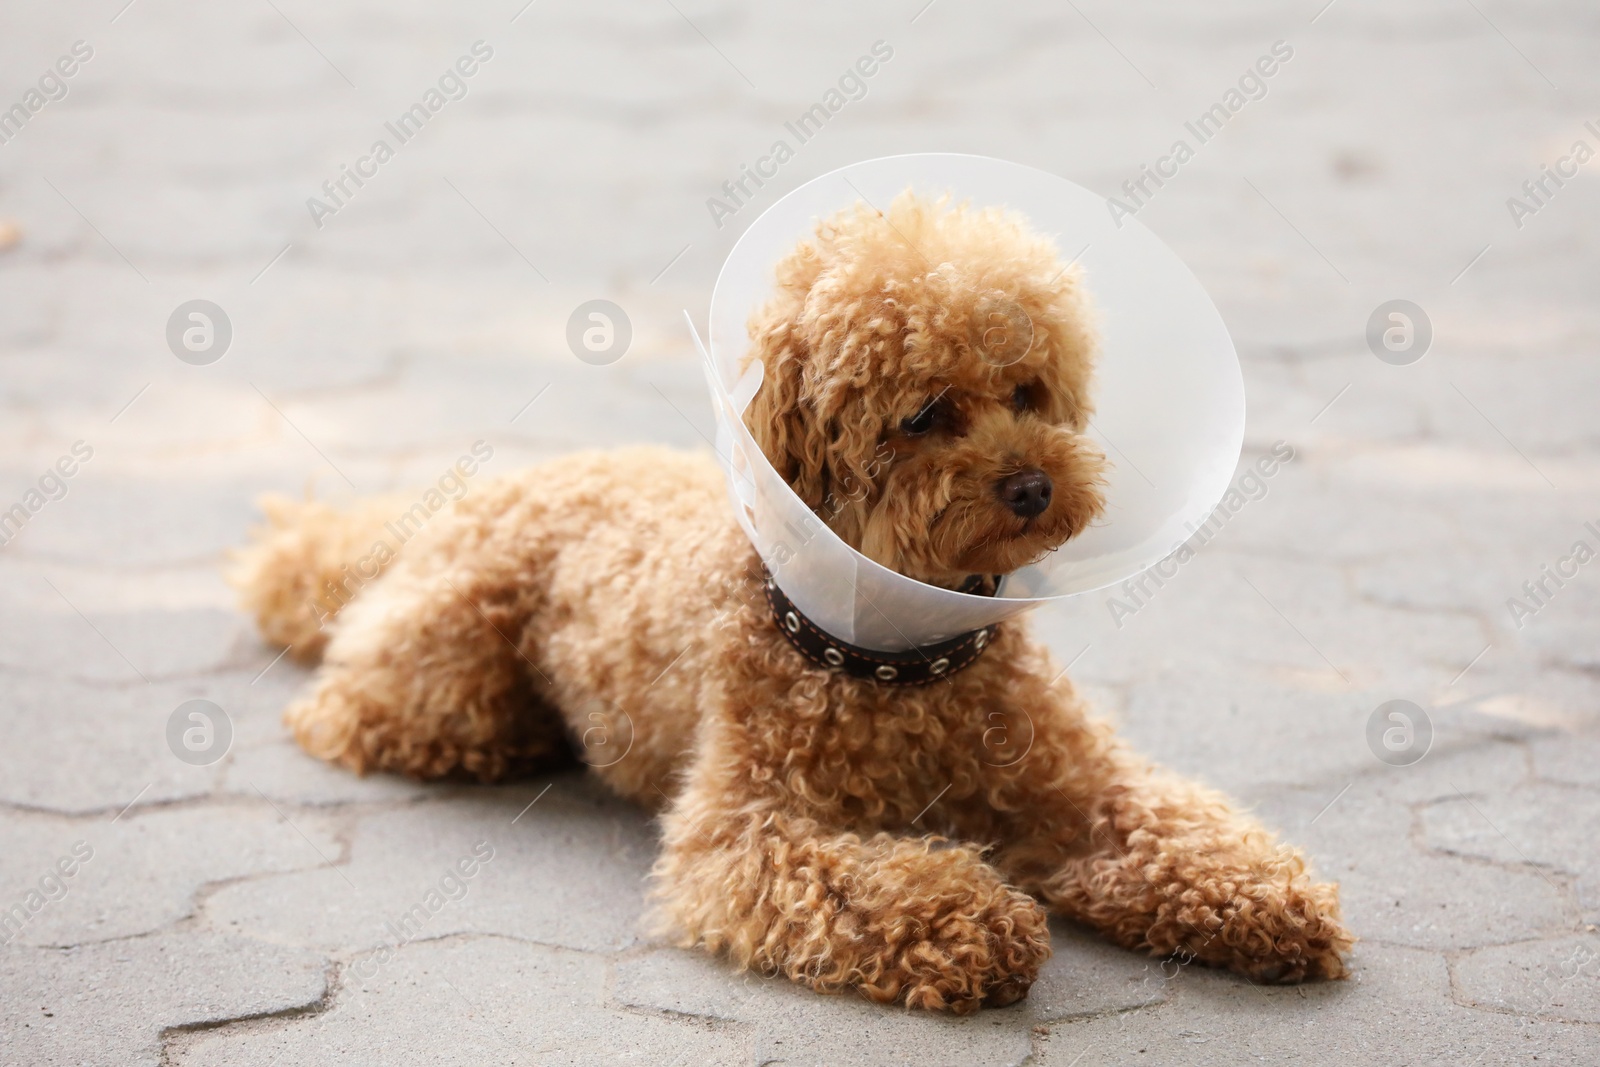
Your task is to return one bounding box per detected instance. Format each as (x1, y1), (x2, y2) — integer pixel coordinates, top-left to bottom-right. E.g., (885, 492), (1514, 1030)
(684, 153), (1244, 652)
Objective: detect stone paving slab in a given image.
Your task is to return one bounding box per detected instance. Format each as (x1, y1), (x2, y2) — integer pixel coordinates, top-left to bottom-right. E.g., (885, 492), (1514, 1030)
(0, 665), (316, 813)
(221, 736), (437, 807)
(1422, 782), (1600, 926)
(1530, 734), (1600, 789)
(0, 673), (226, 813)
(204, 777), (654, 956)
(169, 936), (745, 1067)
(0, 930), (327, 1067)
(615, 946), (1036, 1067)
(1453, 934), (1600, 1026)
(1037, 943), (1597, 1066)
(614, 919), (1165, 1067)
(1272, 779), (1571, 954)
(1, 801), (343, 947)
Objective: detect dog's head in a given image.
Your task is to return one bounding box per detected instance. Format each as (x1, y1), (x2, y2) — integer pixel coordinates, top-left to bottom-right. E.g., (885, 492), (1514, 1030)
(744, 191), (1107, 589)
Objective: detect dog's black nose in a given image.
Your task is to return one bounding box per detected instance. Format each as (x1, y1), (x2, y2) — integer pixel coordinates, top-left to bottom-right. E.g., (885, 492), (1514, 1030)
(997, 468), (1052, 518)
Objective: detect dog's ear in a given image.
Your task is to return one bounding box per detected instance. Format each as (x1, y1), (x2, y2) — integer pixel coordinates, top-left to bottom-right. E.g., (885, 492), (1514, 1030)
(742, 242), (833, 509)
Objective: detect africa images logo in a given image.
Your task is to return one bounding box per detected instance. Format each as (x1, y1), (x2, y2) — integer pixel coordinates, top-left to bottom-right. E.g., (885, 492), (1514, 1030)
(1105, 40), (1294, 227)
(704, 40), (894, 229)
(0, 40), (94, 147)
(305, 42), (495, 229)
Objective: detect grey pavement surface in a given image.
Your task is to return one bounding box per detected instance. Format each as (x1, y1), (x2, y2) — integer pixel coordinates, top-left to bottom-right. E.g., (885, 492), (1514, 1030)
(3, 0), (1599, 1064)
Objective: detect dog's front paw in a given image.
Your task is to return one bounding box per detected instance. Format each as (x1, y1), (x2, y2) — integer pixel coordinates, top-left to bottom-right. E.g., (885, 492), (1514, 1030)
(1180, 873), (1353, 984)
(885, 888), (1051, 1014)
(1230, 877), (1353, 983)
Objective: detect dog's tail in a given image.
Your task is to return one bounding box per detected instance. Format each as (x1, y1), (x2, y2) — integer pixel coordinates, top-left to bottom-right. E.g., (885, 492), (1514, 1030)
(228, 493), (408, 663)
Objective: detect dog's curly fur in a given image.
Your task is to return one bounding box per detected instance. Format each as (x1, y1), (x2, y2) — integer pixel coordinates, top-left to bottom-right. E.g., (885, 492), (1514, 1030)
(231, 192), (1353, 1012)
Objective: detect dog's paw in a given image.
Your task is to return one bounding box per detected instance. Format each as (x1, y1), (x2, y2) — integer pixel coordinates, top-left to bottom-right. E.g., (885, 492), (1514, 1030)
(283, 679), (367, 771)
(1197, 875), (1354, 985)
(891, 889), (1052, 1014)
(1246, 878), (1353, 983)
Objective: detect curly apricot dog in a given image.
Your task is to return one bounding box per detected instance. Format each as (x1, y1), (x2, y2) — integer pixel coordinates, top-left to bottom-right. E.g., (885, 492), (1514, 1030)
(233, 192), (1352, 1012)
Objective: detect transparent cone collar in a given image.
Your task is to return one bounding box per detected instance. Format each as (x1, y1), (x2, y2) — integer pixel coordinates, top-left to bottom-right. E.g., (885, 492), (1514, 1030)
(686, 153), (1245, 653)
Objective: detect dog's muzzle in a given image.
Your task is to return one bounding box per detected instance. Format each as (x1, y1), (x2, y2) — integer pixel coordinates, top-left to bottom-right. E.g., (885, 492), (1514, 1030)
(764, 572), (999, 686)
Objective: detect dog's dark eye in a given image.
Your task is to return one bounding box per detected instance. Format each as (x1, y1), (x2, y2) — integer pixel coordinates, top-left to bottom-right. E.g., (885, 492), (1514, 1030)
(1012, 383), (1036, 413)
(901, 399), (941, 436)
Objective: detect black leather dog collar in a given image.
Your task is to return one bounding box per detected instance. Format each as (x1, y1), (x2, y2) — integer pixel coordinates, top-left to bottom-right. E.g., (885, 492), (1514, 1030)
(763, 573), (999, 686)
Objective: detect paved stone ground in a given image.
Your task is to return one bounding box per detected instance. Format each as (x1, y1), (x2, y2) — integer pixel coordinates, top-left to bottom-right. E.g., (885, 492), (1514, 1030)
(2, 1), (1598, 1064)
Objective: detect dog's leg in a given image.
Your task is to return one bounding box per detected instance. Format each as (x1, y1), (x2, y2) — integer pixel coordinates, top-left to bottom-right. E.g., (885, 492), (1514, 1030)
(284, 562), (560, 781)
(651, 765), (1052, 1014)
(1036, 758), (1352, 983)
(984, 685), (1354, 983)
